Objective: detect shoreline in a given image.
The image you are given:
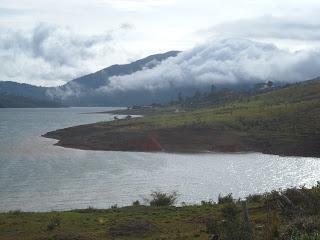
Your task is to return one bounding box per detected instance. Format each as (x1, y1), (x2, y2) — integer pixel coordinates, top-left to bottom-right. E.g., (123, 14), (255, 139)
(43, 79), (320, 158)
(43, 122), (320, 158)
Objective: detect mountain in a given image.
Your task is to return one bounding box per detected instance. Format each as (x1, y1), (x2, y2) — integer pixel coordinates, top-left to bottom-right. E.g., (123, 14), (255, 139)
(0, 82), (63, 108)
(47, 51), (181, 106)
(0, 51), (180, 107)
(0, 93), (63, 108)
(66, 50), (180, 90)
(0, 81), (48, 99)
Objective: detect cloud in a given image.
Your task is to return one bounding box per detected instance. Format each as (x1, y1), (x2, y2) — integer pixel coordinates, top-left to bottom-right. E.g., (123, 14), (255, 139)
(101, 38), (320, 93)
(103, 0), (176, 11)
(201, 15), (320, 42)
(120, 23), (135, 30)
(0, 23), (133, 86)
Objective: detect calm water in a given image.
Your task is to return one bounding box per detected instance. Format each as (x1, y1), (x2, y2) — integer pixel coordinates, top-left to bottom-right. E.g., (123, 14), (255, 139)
(0, 107), (319, 212)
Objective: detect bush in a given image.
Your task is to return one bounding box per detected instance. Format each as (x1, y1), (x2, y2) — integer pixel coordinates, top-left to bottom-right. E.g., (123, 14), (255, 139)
(221, 202), (239, 220)
(281, 216), (320, 239)
(201, 200), (216, 206)
(246, 194), (263, 203)
(8, 209), (22, 215)
(220, 203), (241, 239)
(149, 191), (178, 207)
(218, 193), (234, 204)
(132, 200), (140, 206)
(47, 217), (61, 231)
(206, 218), (220, 235)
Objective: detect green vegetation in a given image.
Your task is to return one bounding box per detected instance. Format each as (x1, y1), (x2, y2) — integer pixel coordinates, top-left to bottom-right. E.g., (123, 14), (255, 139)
(108, 78), (320, 135)
(30, 79), (320, 239)
(46, 78), (320, 156)
(2, 184), (320, 239)
(148, 191), (178, 207)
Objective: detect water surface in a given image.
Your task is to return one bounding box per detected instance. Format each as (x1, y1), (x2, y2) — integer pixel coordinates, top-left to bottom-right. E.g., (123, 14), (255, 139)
(0, 107), (319, 212)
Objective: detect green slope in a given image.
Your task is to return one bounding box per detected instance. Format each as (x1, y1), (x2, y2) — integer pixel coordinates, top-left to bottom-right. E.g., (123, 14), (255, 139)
(44, 78), (320, 157)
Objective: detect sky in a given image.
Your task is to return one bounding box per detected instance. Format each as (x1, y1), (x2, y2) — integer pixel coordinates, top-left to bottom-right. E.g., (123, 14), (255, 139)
(2, 0), (320, 86)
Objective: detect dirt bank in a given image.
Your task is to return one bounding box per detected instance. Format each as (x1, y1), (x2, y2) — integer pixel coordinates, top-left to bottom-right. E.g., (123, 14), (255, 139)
(43, 123), (320, 157)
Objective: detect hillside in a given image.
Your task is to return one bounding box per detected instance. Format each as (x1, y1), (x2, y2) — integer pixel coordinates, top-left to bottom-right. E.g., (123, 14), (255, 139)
(44, 78), (320, 157)
(65, 51), (180, 89)
(0, 93), (63, 108)
(0, 51), (181, 107)
(47, 51), (181, 106)
(0, 81), (48, 100)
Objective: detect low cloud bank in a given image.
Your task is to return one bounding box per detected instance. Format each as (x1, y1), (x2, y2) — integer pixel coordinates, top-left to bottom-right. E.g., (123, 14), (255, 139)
(101, 38), (320, 93)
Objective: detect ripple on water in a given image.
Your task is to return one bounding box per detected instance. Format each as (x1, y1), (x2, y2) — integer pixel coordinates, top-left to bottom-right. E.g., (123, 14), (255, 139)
(0, 107), (319, 212)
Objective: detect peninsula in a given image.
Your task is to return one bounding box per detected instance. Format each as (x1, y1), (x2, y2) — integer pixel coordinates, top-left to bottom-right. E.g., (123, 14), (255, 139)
(44, 78), (320, 158)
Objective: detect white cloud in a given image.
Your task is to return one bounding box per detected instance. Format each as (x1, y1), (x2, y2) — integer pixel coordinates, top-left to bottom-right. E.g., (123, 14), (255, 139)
(0, 23), (134, 86)
(103, 0), (176, 11)
(102, 38), (320, 92)
(202, 15), (320, 42)
(3, 0), (320, 87)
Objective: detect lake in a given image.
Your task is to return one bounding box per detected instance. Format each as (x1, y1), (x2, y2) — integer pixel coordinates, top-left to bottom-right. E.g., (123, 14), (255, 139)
(0, 107), (319, 212)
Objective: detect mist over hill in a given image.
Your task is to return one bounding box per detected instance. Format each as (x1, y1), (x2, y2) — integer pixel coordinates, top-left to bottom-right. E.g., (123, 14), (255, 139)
(46, 50), (181, 106)
(2, 39), (320, 107)
(46, 39), (320, 106)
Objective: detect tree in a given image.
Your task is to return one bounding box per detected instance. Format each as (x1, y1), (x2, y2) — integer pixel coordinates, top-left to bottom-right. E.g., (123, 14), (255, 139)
(267, 81), (274, 88)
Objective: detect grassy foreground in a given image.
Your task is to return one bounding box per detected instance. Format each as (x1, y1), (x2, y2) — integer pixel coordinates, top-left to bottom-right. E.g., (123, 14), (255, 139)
(2, 185), (320, 240)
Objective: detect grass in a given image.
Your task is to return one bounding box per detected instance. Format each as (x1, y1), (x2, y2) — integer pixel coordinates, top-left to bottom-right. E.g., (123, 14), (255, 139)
(101, 79), (320, 136)
(2, 184), (320, 239)
(54, 78), (317, 156)
(43, 78), (320, 156)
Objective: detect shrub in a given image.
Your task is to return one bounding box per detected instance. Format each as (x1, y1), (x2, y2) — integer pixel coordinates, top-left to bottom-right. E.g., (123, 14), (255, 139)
(218, 193), (234, 204)
(47, 217), (61, 231)
(246, 194), (263, 203)
(280, 216), (320, 239)
(221, 202), (239, 220)
(206, 218), (220, 235)
(132, 200), (140, 206)
(220, 203), (241, 239)
(149, 191), (178, 207)
(201, 200), (216, 206)
(8, 209), (22, 215)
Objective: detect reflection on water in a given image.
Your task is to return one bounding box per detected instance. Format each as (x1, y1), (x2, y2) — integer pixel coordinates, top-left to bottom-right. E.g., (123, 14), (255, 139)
(0, 107), (319, 212)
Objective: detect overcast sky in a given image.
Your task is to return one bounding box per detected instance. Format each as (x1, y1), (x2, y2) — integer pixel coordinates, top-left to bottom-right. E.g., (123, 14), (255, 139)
(2, 0), (320, 86)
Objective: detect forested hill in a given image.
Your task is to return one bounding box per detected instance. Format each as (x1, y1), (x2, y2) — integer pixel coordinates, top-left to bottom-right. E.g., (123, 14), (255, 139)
(0, 94), (63, 108)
